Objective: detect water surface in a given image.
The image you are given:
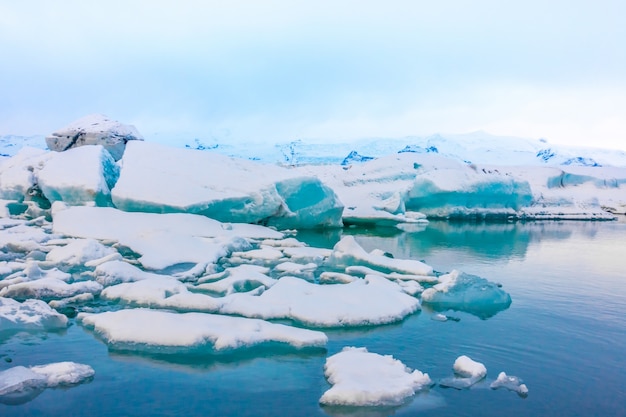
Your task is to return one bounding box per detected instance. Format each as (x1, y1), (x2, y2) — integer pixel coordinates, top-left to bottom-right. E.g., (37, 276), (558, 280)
(2, 220), (625, 416)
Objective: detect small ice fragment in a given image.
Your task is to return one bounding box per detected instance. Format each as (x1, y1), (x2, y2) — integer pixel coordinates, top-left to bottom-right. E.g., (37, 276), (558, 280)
(439, 355), (486, 389)
(490, 371), (529, 397)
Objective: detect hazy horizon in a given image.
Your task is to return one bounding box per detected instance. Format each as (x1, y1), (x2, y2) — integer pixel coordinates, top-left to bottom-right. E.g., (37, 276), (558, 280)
(1, 1), (625, 151)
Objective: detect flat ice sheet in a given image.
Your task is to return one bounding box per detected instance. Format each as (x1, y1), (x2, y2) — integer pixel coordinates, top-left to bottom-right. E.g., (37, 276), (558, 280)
(78, 308), (327, 353)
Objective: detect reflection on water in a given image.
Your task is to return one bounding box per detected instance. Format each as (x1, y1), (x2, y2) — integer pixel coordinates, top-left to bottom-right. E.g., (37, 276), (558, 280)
(1, 221), (626, 416)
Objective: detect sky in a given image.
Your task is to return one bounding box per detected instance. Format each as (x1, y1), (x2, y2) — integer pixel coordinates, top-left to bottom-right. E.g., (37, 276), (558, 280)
(1, 0), (625, 150)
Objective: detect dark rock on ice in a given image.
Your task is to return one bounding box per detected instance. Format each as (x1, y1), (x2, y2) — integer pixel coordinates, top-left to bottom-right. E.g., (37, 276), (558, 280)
(45, 114), (143, 161)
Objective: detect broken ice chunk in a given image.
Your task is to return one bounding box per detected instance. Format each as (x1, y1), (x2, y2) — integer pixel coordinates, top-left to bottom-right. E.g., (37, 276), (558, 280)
(490, 371), (529, 397)
(421, 270), (511, 319)
(320, 347), (431, 406)
(0, 362), (94, 405)
(0, 297), (68, 330)
(439, 355), (487, 389)
(328, 236), (433, 276)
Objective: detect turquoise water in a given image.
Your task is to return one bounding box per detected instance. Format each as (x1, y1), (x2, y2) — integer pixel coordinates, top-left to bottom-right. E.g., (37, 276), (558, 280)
(2, 220), (626, 416)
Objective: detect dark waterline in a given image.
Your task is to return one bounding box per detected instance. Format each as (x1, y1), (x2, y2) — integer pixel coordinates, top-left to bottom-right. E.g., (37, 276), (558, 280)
(1, 221), (625, 416)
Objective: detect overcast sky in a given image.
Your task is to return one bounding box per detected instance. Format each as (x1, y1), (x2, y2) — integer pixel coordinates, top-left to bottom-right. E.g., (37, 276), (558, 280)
(1, 1), (625, 150)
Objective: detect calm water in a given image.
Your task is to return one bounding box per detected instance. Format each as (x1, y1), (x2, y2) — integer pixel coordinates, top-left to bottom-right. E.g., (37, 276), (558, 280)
(1, 220), (625, 416)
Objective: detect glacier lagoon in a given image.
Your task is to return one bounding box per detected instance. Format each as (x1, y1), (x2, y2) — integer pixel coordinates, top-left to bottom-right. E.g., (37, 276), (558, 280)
(1, 219), (625, 417)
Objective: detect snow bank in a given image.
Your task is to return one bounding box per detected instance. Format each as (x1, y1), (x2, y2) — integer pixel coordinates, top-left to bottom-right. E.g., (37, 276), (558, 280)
(0, 278), (103, 301)
(79, 308), (327, 353)
(111, 141), (343, 228)
(0, 297), (68, 330)
(421, 270), (512, 319)
(320, 347), (431, 406)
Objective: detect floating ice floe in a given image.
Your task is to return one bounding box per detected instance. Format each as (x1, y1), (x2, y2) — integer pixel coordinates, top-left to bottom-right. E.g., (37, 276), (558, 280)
(0, 277), (103, 301)
(78, 308), (327, 353)
(320, 347), (432, 406)
(110, 141), (343, 228)
(219, 275), (419, 327)
(490, 371), (529, 397)
(0, 362), (93, 405)
(421, 270), (512, 319)
(52, 206), (280, 270)
(195, 265), (276, 296)
(439, 355), (487, 389)
(44, 238), (117, 268)
(328, 236), (433, 276)
(101, 276), (222, 312)
(0, 297), (68, 331)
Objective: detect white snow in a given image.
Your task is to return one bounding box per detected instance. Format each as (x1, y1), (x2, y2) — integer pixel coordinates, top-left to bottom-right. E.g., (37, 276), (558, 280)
(29, 362), (95, 387)
(219, 275), (420, 327)
(0, 297), (68, 330)
(0, 278), (102, 300)
(100, 276), (222, 312)
(78, 308), (327, 352)
(44, 238), (117, 267)
(320, 347), (431, 406)
(52, 206), (281, 270)
(0, 362), (94, 401)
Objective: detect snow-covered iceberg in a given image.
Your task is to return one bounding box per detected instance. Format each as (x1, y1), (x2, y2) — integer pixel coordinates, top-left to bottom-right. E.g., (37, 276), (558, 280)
(78, 308), (328, 353)
(111, 141), (343, 229)
(320, 347), (431, 406)
(37, 145), (119, 206)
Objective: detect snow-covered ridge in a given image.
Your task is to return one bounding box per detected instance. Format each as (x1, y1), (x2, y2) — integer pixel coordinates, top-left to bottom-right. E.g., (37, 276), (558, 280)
(3, 131), (626, 167)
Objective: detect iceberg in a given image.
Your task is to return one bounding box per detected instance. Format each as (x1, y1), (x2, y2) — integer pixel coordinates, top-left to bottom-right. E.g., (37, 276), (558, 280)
(320, 347), (431, 406)
(110, 141), (343, 228)
(439, 355), (487, 389)
(37, 145), (119, 206)
(0, 297), (68, 331)
(421, 270), (512, 319)
(78, 308), (327, 353)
